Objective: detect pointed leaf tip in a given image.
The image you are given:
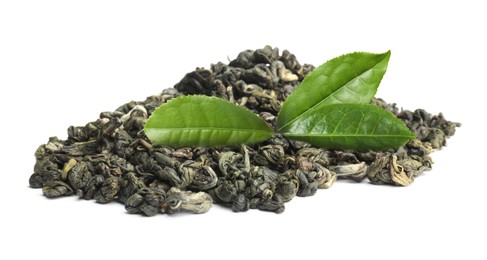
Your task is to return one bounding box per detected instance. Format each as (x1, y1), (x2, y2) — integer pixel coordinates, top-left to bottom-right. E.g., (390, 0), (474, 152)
(144, 95), (274, 148)
(280, 104), (415, 151)
(277, 50), (391, 132)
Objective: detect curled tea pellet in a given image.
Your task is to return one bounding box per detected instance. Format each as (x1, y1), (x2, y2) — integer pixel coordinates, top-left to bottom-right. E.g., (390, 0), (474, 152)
(30, 158), (60, 188)
(118, 172), (145, 203)
(296, 170), (319, 197)
(275, 170), (299, 202)
(331, 162), (368, 182)
(232, 194), (250, 212)
(367, 155), (414, 186)
(42, 181), (73, 198)
(125, 188), (166, 217)
(67, 161), (92, 191)
(162, 187), (213, 214)
(94, 177), (121, 203)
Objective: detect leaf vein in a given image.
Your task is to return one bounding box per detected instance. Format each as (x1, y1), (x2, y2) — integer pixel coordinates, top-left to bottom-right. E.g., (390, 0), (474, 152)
(280, 68), (376, 131)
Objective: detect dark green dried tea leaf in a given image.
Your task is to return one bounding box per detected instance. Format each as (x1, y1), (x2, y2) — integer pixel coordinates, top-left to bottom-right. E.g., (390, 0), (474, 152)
(277, 51), (391, 132)
(280, 104), (415, 151)
(144, 95), (274, 147)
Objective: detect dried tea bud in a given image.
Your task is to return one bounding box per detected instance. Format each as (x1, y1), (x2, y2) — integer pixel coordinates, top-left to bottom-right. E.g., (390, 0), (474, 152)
(162, 187), (213, 214)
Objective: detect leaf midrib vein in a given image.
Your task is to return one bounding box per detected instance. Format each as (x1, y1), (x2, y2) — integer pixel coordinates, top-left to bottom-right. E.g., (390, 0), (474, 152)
(278, 56), (387, 132)
(283, 134), (412, 138)
(147, 127), (272, 134)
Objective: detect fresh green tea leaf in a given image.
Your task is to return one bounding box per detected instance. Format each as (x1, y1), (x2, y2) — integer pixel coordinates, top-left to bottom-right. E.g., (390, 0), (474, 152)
(144, 95), (274, 147)
(277, 51), (391, 132)
(280, 104), (415, 151)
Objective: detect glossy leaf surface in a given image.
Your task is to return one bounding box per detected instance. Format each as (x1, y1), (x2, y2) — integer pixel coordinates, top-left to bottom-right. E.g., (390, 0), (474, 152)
(277, 51), (391, 132)
(144, 95), (274, 147)
(280, 104), (415, 151)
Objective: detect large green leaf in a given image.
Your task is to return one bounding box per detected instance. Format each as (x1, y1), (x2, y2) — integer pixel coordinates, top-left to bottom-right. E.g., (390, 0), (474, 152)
(144, 95), (274, 147)
(277, 51), (391, 132)
(280, 104), (415, 151)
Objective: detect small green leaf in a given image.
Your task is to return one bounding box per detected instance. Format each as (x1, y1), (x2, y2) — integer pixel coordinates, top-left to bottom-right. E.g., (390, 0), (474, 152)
(144, 95), (274, 147)
(280, 104), (415, 151)
(277, 51), (391, 132)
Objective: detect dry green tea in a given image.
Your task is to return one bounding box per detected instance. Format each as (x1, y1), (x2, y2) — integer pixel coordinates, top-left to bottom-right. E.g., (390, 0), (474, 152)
(29, 46), (460, 215)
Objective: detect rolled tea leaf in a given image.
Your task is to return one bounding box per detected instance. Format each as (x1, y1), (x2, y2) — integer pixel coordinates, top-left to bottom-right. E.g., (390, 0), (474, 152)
(144, 95), (274, 147)
(277, 51), (391, 132)
(280, 104), (415, 151)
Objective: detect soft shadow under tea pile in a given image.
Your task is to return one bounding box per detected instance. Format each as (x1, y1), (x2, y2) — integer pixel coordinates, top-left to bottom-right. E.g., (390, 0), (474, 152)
(29, 46), (460, 215)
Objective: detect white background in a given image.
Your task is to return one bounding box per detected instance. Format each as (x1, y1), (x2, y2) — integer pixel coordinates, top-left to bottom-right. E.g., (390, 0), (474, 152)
(1, 0), (485, 259)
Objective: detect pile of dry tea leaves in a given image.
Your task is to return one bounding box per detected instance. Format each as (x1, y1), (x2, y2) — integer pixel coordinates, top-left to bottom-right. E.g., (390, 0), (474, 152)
(29, 46), (460, 215)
